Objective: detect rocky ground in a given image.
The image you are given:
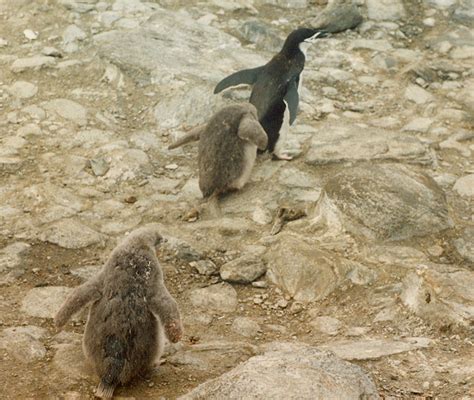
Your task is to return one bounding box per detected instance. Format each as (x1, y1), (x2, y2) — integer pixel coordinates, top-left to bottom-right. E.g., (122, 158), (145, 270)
(0, 0), (473, 399)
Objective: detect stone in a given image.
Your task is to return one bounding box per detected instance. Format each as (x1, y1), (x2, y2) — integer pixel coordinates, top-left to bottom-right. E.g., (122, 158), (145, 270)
(238, 20), (283, 52)
(254, 0), (309, 8)
(23, 29), (38, 40)
(309, 0), (363, 33)
(220, 255), (266, 284)
(42, 46), (62, 57)
(190, 260), (218, 276)
(21, 286), (72, 319)
(189, 283), (238, 313)
(320, 337), (432, 360)
(305, 121), (433, 166)
(0, 326), (47, 363)
(366, 0), (405, 20)
(453, 1), (474, 26)
(401, 265), (474, 326)
(350, 39), (393, 52)
(7, 81), (38, 98)
(310, 316), (342, 335)
(11, 56), (56, 72)
(453, 174), (474, 197)
(39, 219), (104, 249)
(453, 228), (474, 263)
(89, 157), (109, 176)
(59, 0), (97, 13)
(0, 242), (30, 273)
(252, 206), (273, 225)
(404, 84), (434, 104)
(179, 342), (379, 400)
(346, 326), (371, 337)
(21, 106), (46, 121)
(42, 99), (88, 126)
(424, 0), (457, 8)
(231, 317), (261, 337)
(316, 164), (450, 241)
(63, 29), (86, 53)
(402, 117), (433, 133)
(164, 237), (203, 262)
(169, 340), (258, 374)
(264, 233), (352, 302)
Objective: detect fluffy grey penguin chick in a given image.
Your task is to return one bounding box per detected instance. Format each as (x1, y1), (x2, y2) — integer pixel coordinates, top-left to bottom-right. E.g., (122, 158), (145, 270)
(169, 103), (267, 206)
(54, 226), (183, 399)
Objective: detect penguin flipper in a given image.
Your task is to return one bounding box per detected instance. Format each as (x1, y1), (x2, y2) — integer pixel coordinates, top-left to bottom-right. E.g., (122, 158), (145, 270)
(237, 114), (268, 151)
(168, 124), (206, 150)
(284, 78), (300, 125)
(214, 66), (264, 94)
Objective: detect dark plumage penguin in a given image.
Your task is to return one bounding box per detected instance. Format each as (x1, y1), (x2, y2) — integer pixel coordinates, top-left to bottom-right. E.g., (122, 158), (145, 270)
(214, 28), (328, 160)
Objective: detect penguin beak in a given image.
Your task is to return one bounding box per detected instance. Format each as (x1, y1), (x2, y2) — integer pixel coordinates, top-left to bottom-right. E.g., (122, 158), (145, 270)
(305, 30), (330, 43)
(312, 30), (329, 39)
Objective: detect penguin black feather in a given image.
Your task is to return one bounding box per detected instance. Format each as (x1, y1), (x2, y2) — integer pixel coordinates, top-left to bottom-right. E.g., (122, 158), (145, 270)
(214, 28), (328, 159)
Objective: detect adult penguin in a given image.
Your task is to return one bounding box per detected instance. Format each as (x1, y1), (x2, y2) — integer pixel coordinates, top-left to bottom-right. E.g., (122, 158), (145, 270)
(214, 28), (328, 160)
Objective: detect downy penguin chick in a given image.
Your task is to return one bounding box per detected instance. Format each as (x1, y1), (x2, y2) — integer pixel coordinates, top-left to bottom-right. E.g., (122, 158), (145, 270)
(214, 28), (328, 160)
(54, 226), (183, 399)
(169, 103), (267, 206)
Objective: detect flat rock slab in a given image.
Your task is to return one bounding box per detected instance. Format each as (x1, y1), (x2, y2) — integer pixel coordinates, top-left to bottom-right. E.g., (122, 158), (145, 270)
(42, 98), (88, 126)
(168, 340), (258, 373)
(21, 286), (72, 319)
(366, 0), (406, 21)
(7, 81), (38, 98)
(320, 337), (432, 361)
(179, 342), (379, 399)
(39, 219), (104, 249)
(53, 342), (91, 381)
(305, 122), (433, 166)
(0, 326), (47, 363)
(401, 264), (474, 326)
(321, 164), (450, 241)
(11, 56), (56, 72)
(189, 283), (238, 313)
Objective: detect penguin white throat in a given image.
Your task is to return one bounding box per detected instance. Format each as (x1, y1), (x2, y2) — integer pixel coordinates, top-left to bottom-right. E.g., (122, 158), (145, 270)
(298, 41), (313, 57)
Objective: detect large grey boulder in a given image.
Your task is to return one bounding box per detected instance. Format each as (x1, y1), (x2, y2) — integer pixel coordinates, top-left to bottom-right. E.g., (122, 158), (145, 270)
(94, 7), (265, 84)
(94, 8), (266, 128)
(312, 164), (450, 241)
(309, 0), (363, 33)
(179, 342), (379, 399)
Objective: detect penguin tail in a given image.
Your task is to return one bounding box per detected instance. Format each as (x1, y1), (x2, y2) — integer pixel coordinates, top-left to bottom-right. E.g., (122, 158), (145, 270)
(96, 335), (125, 398)
(95, 381), (116, 399)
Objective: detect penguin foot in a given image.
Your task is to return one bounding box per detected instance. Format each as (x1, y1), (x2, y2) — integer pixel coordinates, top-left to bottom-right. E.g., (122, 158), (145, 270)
(272, 152), (293, 161)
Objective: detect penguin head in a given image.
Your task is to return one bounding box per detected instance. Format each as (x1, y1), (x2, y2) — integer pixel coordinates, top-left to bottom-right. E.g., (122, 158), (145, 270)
(282, 28), (329, 56)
